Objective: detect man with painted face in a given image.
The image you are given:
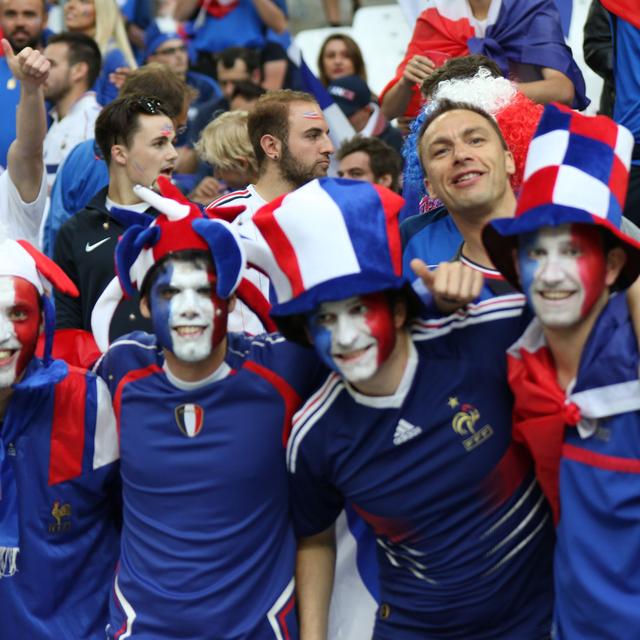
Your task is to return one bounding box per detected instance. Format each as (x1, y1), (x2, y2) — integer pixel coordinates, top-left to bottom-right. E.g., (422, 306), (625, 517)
(0, 229), (120, 638)
(93, 178), (324, 639)
(247, 177), (556, 639)
(482, 103), (640, 639)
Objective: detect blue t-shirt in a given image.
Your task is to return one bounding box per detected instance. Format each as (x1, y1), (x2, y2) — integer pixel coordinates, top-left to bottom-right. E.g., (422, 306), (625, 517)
(0, 359), (120, 639)
(97, 330), (324, 639)
(288, 300), (554, 639)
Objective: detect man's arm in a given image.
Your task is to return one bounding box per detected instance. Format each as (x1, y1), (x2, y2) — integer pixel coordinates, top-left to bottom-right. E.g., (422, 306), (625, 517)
(516, 67), (576, 106)
(380, 55), (435, 121)
(2, 39), (49, 203)
(173, 0), (200, 21)
(252, 0), (287, 33)
(627, 277), (640, 353)
(296, 526), (336, 640)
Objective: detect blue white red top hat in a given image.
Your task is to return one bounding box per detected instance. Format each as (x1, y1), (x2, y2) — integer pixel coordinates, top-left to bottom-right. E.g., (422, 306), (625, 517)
(244, 178), (407, 320)
(0, 226), (79, 364)
(91, 177), (248, 351)
(483, 102), (640, 289)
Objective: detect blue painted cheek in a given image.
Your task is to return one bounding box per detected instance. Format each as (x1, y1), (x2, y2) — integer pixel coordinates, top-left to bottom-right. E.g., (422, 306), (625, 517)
(150, 267), (174, 352)
(307, 318), (339, 373)
(517, 239), (540, 309)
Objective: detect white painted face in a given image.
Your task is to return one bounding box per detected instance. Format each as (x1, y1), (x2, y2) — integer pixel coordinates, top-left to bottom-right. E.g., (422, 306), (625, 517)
(0, 276), (40, 388)
(307, 294), (396, 383)
(150, 260), (222, 362)
(517, 224), (607, 329)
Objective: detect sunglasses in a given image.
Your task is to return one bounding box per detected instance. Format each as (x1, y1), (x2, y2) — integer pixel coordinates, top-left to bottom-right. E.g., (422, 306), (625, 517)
(129, 96), (165, 114)
(155, 44), (188, 56)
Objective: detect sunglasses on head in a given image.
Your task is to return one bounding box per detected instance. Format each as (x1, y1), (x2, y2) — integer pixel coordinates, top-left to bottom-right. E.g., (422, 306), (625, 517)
(129, 96), (165, 115)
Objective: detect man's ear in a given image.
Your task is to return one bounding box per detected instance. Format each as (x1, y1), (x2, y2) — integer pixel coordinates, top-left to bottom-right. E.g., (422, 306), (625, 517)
(139, 296), (151, 319)
(260, 134), (281, 161)
(605, 247), (627, 287)
(423, 176), (436, 199)
(505, 149), (516, 177)
(393, 298), (408, 330)
(71, 60), (89, 85)
(111, 144), (128, 167)
(227, 294), (237, 313)
(376, 173), (393, 189)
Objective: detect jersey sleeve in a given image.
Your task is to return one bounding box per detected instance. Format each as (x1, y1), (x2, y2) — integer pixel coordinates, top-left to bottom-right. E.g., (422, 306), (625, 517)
(245, 333), (329, 399)
(288, 426), (344, 538)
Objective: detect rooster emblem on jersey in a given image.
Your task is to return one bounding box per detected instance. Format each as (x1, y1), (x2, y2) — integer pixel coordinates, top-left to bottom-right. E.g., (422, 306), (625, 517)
(450, 403), (493, 452)
(452, 404), (480, 436)
(49, 500), (72, 533)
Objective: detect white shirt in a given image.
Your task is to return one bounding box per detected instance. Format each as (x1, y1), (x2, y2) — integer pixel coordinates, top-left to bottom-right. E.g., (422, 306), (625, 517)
(208, 185), (268, 335)
(0, 167), (47, 246)
(43, 92), (101, 190)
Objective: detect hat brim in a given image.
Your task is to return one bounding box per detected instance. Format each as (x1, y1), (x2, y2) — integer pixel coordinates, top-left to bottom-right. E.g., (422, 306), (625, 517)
(482, 205), (640, 291)
(270, 272), (408, 317)
(272, 280), (422, 344)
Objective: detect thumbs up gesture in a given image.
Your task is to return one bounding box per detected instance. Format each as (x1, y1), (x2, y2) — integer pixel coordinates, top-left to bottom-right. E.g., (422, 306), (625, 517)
(2, 38), (50, 88)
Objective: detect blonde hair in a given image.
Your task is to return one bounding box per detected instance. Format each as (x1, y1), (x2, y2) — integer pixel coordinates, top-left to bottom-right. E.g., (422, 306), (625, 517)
(93, 0), (137, 68)
(196, 111), (258, 176)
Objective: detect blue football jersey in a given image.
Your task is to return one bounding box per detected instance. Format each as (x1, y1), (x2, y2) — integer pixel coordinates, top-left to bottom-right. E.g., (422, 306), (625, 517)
(97, 331), (324, 639)
(288, 296), (555, 639)
(0, 359), (120, 639)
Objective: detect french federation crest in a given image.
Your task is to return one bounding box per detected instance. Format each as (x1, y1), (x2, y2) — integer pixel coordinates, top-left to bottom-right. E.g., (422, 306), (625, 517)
(174, 404), (205, 438)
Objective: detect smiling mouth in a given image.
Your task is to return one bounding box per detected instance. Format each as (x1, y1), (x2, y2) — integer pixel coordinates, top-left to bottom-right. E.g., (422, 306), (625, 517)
(0, 349), (17, 366)
(453, 171), (483, 185)
(537, 291), (576, 301)
(173, 326), (206, 338)
(333, 344), (373, 363)
(160, 167), (174, 176)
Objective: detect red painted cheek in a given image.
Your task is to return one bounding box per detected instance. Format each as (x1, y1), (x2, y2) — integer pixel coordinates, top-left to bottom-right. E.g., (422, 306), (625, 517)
(571, 226), (607, 316)
(210, 289), (229, 350)
(12, 279), (41, 378)
(362, 292), (396, 365)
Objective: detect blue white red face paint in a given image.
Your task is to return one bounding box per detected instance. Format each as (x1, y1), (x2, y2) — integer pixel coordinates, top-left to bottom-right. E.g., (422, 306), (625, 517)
(0, 276), (40, 388)
(517, 224), (607, 328)
(307, 293), (396, 383)
(149, 260), (228, 362)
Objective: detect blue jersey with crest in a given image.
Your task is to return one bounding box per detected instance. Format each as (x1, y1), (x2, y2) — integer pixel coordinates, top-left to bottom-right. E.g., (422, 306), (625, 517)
(0, 359), (120, 639)
(288, 296), (555, 639)
(96, 330), (324, 639)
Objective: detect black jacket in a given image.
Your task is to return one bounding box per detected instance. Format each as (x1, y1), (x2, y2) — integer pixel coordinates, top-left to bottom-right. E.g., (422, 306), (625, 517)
(53, 187), (153, 342)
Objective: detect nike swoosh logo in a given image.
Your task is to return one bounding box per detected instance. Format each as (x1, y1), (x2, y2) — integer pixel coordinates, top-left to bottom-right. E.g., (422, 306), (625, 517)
(85, 237), (111, 252)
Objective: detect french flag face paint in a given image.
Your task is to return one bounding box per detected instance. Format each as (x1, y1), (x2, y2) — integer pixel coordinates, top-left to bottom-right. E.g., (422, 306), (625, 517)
(0, 276), (40, 388)
(517, 224), (607, 329)
(149, 259), (228, 363)
(306, 292), (396, 383)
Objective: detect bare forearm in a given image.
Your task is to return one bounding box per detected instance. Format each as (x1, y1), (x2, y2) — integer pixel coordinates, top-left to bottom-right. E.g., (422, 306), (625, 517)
(381, 79), (414, 120)
(516, 69), (575, 106)
(7, 83), (46, 202)
(627, 277), (640, 351)
(252, 0), (287, 33)
(296, 527), (336, 640)
(174, 0), (200, 21)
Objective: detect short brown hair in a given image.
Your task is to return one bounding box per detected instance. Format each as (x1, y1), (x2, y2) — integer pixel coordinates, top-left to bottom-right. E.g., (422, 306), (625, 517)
(336, 136), (403, 192)
(421, 54), (503, 99)
(95, 95), (172, 164)
(247, 90), (318, 171)
(120, 62), (198, 119)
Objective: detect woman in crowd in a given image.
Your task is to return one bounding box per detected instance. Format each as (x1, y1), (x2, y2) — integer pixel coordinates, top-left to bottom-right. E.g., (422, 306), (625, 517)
(317, 33), (366, 87)
(64, 0), (137, 104)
